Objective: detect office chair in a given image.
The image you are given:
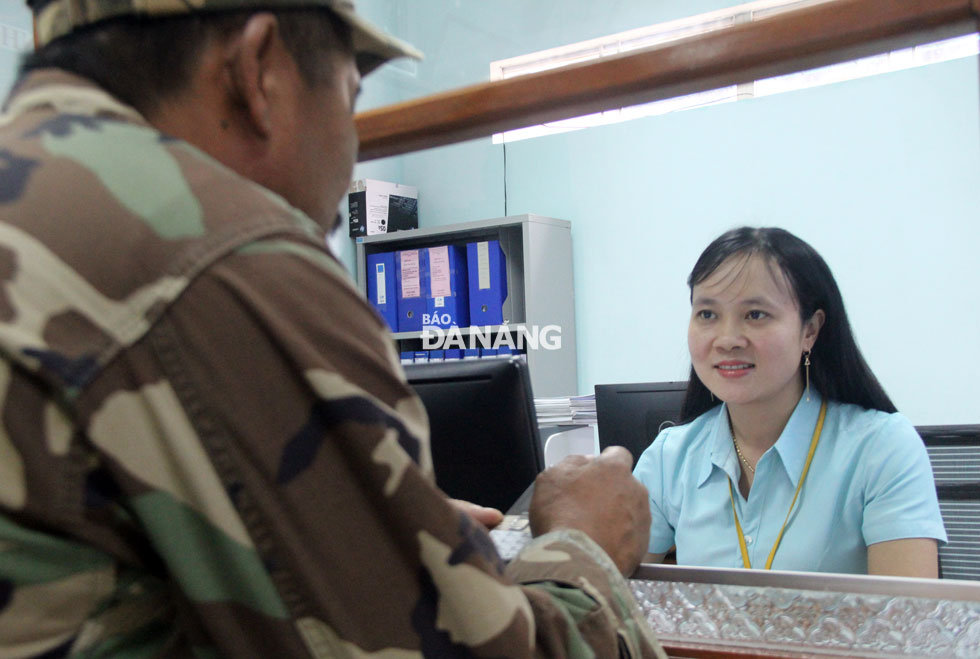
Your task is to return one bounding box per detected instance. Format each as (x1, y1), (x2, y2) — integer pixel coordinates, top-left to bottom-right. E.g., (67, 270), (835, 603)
(917, 424), (980, 580)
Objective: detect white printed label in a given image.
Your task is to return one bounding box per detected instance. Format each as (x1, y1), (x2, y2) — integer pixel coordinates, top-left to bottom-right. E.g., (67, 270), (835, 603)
(375, 263), (386, 304)
(434, 296), (445, 308)
(478, 241), (491, 290)
(400, 250), (420, 298)
(429, 245), (452, 297)
(367, 194), (389, 234)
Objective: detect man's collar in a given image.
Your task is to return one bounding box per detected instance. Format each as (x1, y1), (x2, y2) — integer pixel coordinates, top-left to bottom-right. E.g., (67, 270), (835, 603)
(2, 69), (146, 128)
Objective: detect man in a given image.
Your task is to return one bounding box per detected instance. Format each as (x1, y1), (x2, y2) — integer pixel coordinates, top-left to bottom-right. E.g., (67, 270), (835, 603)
(0, 1), (664, 656)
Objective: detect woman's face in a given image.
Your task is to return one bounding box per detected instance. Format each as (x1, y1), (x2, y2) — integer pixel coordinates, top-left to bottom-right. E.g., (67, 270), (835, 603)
(688, 253), (823, 410)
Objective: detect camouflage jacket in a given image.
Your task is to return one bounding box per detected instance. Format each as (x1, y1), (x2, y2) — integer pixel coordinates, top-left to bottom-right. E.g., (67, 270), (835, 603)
(0, 70), (665, 658)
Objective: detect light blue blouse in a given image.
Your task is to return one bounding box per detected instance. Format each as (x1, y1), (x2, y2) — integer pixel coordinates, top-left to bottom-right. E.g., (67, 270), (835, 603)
(633, 392), (947, 573)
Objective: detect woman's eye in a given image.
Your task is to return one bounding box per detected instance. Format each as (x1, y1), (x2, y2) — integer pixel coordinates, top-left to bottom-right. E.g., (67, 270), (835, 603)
(696, 310), (715, 320)
(747, 310), (768, 320)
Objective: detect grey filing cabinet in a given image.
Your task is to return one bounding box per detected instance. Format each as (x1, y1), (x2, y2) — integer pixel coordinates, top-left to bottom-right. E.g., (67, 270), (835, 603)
(355, 214), (577, 397)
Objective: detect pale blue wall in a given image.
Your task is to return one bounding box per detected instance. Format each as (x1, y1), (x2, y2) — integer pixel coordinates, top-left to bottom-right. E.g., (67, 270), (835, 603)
(350, 1), (980, 425)
(0, 4), (32, 100)
(503, 57), (980, 426)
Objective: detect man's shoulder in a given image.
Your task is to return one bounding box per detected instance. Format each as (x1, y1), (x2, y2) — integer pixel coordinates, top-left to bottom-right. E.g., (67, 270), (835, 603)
(0, 88), (325, 388)
(1, 72), (320, 250)
(10, 114), (313, 242)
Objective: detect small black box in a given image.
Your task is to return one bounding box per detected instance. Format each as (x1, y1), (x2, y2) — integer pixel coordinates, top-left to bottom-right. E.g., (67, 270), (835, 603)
(348, 179), (419, 237)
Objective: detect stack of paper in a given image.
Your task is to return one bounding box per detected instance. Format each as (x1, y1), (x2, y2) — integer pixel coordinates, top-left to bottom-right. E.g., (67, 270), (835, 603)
(534, 397), (573, 426)
(569, 394), (597, 425)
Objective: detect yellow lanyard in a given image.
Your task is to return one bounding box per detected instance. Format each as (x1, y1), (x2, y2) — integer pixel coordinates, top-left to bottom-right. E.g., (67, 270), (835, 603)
(728, 400), (827, 570)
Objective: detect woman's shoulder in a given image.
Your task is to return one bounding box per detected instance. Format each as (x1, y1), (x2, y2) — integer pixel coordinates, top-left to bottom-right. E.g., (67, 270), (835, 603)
(652, 407), (721, 456)
(635, 407), (720, 482)
(827, 399), (920, 448)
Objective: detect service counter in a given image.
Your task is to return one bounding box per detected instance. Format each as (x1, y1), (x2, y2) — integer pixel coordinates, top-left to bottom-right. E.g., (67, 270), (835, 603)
(630, 564), (980, 658)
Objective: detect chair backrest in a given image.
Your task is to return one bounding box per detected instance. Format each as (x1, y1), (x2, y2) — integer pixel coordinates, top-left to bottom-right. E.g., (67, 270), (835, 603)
(917, 424), (980, 580)
(404, 357), (543, 512)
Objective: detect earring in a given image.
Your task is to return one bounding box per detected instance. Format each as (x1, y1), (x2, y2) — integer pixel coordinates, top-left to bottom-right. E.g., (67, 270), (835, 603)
(710, 391), (715, 402)
(804, 350), (812, 401)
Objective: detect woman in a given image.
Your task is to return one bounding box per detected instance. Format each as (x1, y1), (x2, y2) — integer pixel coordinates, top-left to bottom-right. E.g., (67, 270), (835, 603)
(633, 227), (946, 576)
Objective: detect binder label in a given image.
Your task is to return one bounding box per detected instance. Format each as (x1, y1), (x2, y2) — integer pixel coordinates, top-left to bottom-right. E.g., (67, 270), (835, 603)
(477, 241), (491, 290)
(400, 250), (420, 298)
(434, 296), (445, 308)
(375, 263), (386, 304)
(429, 245), (452, 297)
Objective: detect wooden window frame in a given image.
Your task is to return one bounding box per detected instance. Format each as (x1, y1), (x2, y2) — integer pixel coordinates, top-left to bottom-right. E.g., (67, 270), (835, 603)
(355, 0), (980, 162)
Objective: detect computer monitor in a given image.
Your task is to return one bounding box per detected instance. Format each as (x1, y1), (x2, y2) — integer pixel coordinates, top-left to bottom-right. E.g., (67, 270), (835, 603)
(404, 357), (543, 512)
(594, 381), (688, 464)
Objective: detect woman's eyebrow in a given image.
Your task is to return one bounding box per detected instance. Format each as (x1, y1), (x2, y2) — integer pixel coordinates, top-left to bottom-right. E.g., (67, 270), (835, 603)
(692, 296), (776, 307)
(740, 296), (776, 307)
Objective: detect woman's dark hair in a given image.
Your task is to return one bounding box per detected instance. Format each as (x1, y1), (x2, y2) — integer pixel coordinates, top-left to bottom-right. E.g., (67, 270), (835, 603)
(680, 226), (896, 422)
(19, 8), (353, 117)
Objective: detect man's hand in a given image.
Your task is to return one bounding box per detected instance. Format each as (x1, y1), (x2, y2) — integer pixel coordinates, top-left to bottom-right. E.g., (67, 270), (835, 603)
(450, 498), (504, 530)
(529, 446), (651, 576)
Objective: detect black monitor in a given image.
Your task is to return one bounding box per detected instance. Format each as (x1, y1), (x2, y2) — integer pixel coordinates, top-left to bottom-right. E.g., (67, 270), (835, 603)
(594, 381), (688, 464)
(404, 357), (543, 512)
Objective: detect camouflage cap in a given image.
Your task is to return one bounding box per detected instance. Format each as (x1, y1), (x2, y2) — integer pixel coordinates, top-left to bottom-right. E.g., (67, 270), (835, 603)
(28, 0), (422, 73)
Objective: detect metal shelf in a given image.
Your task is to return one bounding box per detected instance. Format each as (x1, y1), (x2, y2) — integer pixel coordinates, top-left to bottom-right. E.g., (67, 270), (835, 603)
(355, 214), (577, 397)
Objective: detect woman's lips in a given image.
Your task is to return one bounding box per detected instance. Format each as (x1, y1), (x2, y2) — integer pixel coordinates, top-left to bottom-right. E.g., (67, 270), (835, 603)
(715, 362), (754, 378)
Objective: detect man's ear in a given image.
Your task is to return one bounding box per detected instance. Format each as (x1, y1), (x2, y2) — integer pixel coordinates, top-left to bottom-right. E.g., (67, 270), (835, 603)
(803, 309), (825, 351)
(225, 13), (281, 138)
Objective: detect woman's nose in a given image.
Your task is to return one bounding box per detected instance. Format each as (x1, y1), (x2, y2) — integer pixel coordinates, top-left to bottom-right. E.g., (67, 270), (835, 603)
(714, 319), (747, 351)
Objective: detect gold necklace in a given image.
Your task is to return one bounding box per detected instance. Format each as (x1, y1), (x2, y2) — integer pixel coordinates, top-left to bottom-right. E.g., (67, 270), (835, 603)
(728, 414), (755, 474)
(733, 437), (755, 474)
(729, 400), (827, 569)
